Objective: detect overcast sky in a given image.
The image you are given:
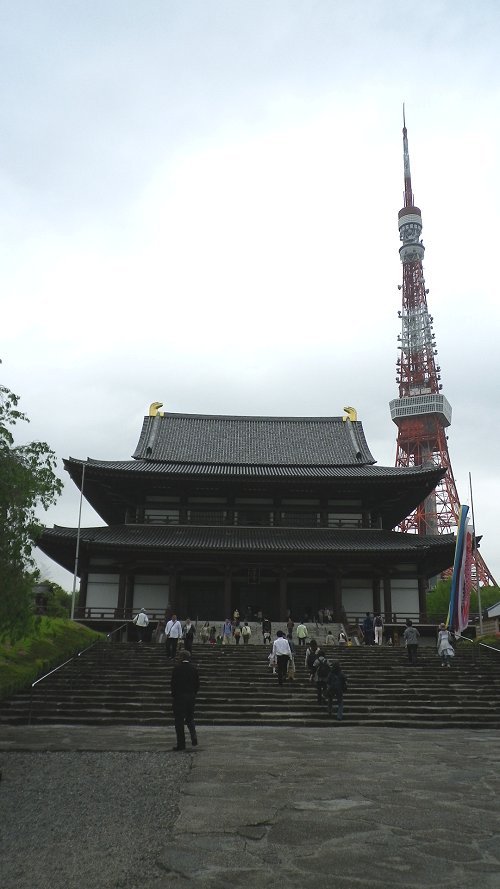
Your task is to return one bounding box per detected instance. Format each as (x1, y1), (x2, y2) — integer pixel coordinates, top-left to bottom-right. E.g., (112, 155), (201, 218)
(2, 0), (499, 589)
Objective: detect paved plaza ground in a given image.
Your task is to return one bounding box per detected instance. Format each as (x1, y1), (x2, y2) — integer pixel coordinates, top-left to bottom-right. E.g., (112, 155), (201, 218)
(1, 724), (499, 889)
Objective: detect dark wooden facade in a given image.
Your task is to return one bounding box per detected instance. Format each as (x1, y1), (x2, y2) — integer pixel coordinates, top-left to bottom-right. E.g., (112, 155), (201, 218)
(38, 412), (456, 624)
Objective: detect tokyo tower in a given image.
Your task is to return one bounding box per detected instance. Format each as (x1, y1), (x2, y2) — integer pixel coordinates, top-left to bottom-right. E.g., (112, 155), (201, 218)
(389, 111), (496, 586)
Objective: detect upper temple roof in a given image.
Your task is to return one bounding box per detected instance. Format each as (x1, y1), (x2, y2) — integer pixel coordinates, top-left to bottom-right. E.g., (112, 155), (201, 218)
(61, 411), (447, 529)
(132, 414), (376, 466)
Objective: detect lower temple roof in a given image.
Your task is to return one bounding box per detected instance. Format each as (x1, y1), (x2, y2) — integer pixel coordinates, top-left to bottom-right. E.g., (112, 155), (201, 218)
(39, 524), (455, 574)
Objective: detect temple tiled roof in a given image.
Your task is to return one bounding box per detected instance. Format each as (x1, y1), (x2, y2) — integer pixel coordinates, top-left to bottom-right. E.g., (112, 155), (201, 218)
(41, 524), (455, 556)
(131, 414), (376, 466)
(66, 457), (444, 482)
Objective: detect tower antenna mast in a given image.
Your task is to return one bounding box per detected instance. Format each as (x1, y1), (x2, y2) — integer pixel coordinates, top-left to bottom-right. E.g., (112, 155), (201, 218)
(389, 112), (496, 586)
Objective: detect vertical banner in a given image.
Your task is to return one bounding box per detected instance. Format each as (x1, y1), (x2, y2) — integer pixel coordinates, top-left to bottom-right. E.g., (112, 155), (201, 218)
(447, 505), (473, 634)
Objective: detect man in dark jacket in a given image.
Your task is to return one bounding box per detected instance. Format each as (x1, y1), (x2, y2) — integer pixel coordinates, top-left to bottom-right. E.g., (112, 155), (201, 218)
(403, 619), (420, 665)
(326, 661), (347, 720)
(170, 650), (200, 751)
(362, 612), (374, 645)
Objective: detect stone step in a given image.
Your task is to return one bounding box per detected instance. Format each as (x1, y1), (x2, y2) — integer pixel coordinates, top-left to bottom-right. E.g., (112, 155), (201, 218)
(2, 712), (498, 728)
(1, 641), (499, 729)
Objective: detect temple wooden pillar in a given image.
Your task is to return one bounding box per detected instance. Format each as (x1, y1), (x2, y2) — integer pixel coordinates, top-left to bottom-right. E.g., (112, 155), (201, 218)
(418, 575), (427, 621)
(76, 554), (88, 617)
(332, 572), (342, 622)
(77, 576), (87, 617)
(116, 568), (127, 619)
(279, 569), (288, 621)
(224, 568), (232, 619)
(383, 575), (392, 622)
(169, 569), (178, 615)
(372, 576), (381, 616)
(124, 572), (134, 620)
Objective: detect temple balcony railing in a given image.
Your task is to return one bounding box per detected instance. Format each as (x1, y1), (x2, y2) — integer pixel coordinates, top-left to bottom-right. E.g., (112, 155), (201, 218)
(126, 508), (364, 529)
(141, 511), (181, 525)
(326, 517), (363, 529)
(74, 607), (168, 622)
(74, 607), (480, 628)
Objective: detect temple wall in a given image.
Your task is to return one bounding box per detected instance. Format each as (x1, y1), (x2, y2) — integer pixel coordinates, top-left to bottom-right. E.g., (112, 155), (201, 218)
(390, 578), (419, 615)
(86, 573), (120, 608)
(341, 578), (373, 613)
(133, 575), (169, 610)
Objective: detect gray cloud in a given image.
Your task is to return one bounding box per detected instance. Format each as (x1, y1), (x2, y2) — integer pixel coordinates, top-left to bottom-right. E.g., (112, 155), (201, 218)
(1, 0), (499, 588)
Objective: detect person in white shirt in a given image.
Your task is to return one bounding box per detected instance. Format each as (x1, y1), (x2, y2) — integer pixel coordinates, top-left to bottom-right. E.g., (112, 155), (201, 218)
(165, 613), (183, 659)
(132, 608), (149, 643)
(374, 614), (384, 646)
(270, 631), (292, 686)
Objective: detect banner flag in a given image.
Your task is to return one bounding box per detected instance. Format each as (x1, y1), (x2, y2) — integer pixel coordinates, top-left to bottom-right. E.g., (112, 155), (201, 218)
(447, 505), (474, 634)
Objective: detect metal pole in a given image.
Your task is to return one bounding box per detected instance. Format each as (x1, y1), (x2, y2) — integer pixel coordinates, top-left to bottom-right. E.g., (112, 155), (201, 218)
(469, 472), (483, 636)
(70, 462), (86, 621)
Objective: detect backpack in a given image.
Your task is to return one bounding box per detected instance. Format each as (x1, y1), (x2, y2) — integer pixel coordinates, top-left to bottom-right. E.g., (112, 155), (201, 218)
(306, 651), (317, 671)
(316, 659), (331, 681)
(374, 617), (383, 628)
(328, 671), (348, 694)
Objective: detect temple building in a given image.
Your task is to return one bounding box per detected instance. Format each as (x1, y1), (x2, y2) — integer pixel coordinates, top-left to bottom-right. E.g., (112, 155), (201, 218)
(38, 405), (456, 627)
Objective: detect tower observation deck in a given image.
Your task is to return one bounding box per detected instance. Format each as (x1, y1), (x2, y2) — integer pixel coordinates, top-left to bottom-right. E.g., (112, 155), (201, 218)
(390, 114), (496, 586)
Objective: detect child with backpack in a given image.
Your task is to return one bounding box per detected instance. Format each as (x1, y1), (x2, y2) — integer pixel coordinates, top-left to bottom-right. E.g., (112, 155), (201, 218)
(326, 661), (348, 720)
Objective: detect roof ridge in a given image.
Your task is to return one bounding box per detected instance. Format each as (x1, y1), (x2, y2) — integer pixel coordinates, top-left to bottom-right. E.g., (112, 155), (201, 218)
(154, 413), (348, 422)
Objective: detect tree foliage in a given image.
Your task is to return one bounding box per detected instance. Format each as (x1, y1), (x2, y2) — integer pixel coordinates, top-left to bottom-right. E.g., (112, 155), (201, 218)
(0, 370), (63, 640)
(427, 577), (500, 620)
(41, 581), (72, 618)
(426, 578), (452, 619)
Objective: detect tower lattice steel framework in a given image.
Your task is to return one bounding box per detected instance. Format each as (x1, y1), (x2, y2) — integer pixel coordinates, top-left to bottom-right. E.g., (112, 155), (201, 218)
(389, 114), (496, 586)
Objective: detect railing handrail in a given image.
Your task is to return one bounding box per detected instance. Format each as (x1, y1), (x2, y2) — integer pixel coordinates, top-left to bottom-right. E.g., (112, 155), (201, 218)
(105, 622), (128, 641)
(479, 642), (500, 655)
(31, 656), (76, 689)
(29, 633), (106, 724)
(32, 636), (103, 688)
(456, 634), (500, 652)
(77, 638), (103, 658)
(31, 624), (126, 695)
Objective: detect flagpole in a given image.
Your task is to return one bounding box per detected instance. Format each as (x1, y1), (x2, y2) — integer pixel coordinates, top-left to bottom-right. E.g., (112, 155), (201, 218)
(70, 461), (86, 621)
(469, 472), (483, 636)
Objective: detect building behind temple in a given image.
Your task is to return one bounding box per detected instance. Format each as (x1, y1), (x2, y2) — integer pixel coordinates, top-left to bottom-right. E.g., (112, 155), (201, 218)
(38, 405), (456, 628)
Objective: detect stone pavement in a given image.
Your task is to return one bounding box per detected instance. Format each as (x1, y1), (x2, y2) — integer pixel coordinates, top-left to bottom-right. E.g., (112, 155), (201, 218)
(1, 724), (500, 888)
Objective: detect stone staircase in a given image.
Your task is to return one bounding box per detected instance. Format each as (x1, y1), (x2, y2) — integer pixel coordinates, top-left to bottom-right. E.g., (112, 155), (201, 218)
(1, 641), (499, 729)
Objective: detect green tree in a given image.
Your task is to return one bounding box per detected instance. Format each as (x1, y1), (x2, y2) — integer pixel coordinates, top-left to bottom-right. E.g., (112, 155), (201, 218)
(0, 369), (62, 641)
(44, 581), (72, 618)
(426, 578), (452, 619)
(427, 577), (500, 621)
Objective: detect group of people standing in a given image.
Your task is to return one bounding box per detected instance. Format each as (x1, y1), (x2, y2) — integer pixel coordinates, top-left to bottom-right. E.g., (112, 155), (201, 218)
(357, 612), (385, 646)
(220, 613), (253, 645)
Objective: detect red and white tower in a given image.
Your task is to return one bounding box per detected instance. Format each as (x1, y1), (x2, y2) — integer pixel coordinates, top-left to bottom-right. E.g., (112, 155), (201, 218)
(389, 112), (496, 585)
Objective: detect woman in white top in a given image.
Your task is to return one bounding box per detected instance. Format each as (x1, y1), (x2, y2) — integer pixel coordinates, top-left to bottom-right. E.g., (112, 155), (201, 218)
(437, 623), (455, 667)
